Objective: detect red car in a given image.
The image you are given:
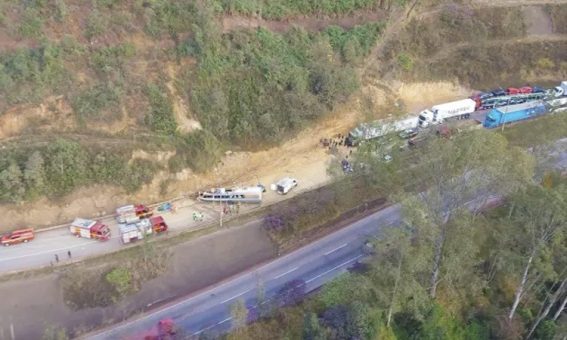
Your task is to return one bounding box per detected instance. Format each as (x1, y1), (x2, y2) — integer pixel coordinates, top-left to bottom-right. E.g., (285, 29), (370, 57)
(1, 228), (35, 246)
(506, 87), (521, 95)
(519, 86), (533, 94)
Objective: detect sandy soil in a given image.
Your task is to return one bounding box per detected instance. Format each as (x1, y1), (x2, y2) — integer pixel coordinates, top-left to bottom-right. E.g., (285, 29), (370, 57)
(0, 221), (274, 339)
(165, 64), (202, 134)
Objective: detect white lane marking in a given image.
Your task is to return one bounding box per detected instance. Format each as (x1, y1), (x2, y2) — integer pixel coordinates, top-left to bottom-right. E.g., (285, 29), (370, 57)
(324, 243), (348, 255)
(0, 241), (96, 262)
(216, 317), (232, 325)
(273, 266), (299, 279)
(193, 317), (232, 335)
(220, 290), (250, 304)
(305, 255), (363, 284)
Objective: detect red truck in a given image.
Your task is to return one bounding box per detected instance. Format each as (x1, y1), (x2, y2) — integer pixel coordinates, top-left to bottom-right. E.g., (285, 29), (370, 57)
(135, 319), (176, 340)
(1, 228), (35, 246)
(116, 204), (153, 224)
(149, 216), (168, 233)
(70, 218), (111, 241)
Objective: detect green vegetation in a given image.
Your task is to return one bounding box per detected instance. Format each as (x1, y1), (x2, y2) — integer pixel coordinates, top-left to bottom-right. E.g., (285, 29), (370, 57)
(72, 83), (122, 122)
(105, 267), (132, 300)
(231, 130), (567, 340)
(0, 139), (158, 202)
(500, 110), (567, 147)
(145, 83), (177, 135)
(62, 242), (170, 309)
(0, 0), (386, 201)
(212, 0), (390, 19)
(0, 43), (68, 108)
(189, 23), (381, 147)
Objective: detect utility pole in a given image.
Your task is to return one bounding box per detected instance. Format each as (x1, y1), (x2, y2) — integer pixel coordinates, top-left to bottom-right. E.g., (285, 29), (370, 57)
(219, 192), (223, 228)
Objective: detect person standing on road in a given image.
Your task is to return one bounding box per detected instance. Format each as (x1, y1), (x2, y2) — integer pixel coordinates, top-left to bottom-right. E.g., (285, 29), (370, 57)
(67, 250), (72, 259)
(54, 254), (59, 263)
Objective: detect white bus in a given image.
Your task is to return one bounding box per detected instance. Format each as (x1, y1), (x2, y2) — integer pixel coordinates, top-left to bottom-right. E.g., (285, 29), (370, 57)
(198, 187), (263, 203)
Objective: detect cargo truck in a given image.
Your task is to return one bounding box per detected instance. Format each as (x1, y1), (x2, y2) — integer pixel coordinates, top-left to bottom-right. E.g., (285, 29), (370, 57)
(116, 204), (153, 224)
(119, 216), (168, 244)
(419, 98), (476, 127)
(417, 99), (476, 127)
(346, 117), (418, 146)
(70, 218), (111, 241)
(483, 101), (547, 129)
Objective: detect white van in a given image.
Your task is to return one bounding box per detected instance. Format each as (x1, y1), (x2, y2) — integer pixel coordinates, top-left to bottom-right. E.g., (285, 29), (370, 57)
(274, 177), (298, 195)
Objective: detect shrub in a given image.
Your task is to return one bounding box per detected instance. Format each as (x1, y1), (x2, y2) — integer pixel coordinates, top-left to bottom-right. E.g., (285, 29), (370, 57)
(91, 43), (135, 75)
(85, 10), (107, 40)
(397, 53), (414, 71)
(122, 159), (159, 193)
(145, 83), (177, 135)
(0, 44), (67, 106)
(18, 8), (44, 38)
(72, 83), (122, 122)
(105, 267), (132, 299)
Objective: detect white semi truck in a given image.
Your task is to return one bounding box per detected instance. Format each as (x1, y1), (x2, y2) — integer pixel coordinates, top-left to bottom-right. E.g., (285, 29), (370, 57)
(417, 98), (476, 127)
(554, 81), (567, 97)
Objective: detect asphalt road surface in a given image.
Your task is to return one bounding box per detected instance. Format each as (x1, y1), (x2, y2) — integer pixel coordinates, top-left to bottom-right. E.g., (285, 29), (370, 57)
(86, 205), (401, 339)
(0, 201), (219, 274)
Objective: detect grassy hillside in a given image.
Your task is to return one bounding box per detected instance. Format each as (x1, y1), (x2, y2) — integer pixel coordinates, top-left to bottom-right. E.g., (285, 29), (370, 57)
(0, 1), (386, 203)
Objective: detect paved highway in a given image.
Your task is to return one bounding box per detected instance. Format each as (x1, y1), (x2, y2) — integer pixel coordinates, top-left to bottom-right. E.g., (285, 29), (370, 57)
(86, 205), (401, 339)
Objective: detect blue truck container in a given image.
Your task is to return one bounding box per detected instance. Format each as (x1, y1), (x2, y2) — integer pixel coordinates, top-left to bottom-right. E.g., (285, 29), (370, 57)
(483, 101), (547, 128)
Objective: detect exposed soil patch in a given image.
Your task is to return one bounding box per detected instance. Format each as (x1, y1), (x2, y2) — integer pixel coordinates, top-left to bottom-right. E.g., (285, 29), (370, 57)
(222, 9), (386, 33)
(165, 64), (202, 134)
(522, 5), (553, 35)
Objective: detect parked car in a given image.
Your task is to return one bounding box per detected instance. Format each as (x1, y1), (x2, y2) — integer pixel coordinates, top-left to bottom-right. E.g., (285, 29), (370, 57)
(506, 87), (521, 95)
(1, 228), (35, 246)
(470, 92), (493, 101)
(519, 86), (533, 94)
(398, 128), (419, 139)
(509, 97), (526, 105)
(532, 86), (546, 93)
(491, 87), (506, 97)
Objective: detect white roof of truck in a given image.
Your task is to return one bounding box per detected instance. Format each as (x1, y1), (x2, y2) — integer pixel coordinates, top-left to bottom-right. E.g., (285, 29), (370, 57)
(71, 218), (96, 229)
(116, 205), (135, 215)
(432, 98), (476, 111)
(119, 224), (139, 233)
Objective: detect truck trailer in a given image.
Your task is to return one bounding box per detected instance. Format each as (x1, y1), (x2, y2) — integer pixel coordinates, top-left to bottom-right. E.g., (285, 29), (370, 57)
(418, 99), (476, 127)
(483, 101), (547, 129)
(70, 218), (111, 241)
(346, 117), (418, 146)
